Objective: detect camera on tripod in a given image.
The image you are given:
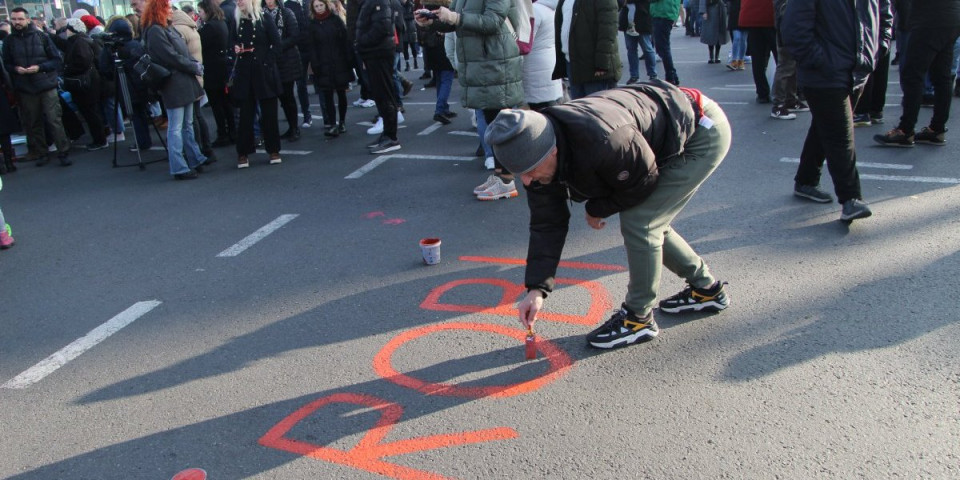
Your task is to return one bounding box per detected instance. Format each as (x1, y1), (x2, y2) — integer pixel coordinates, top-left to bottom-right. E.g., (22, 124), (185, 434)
(92, 31), (125, 50)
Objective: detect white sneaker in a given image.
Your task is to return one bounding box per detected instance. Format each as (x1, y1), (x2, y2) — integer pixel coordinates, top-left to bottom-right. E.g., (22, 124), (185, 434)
(360, 99), (377, 108)
(301, 119), (312, 128)
(484, 156), (495, 170)
(367, 118), (384, 135)
(108, 133), (125, 143)
(476, 177), (519, 201)
(397, 111), (405, 124)
(353, 97), (366, 106)
(473, 175), (499, 195)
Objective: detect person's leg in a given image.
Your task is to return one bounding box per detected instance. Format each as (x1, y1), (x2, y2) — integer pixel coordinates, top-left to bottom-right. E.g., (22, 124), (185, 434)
(927, 28), (960, 133)
(17, 93), (47, 160)
(624, 33), (640, 80)
(640, 34), (657, 79)
(748, 28), (773, 102)
(803, 87), (863, 203)
(165, 106), (191, 175)
(41, 89), (72, 155)
(206, 85), (228, 141)
(354, 47), (371, 101)
(192, 101), (212, 153)
(259, 97), (281, 155)
(77, 99), (107, 146)
(898, 28), (940, 134)
(130, 102), (153, 149)
(772, 46), (798, 107)
(279, 81), (299, 136)
(653, 18), (679, 84)
(435, 69), (453, 115)
(336, 89), (348, 126)
(365, 57), (399, 141)
(236, 96), (256, 157)
(475, 109), (494, 158)
(181, 102), (207, 167)
(297, 56), (312, 125)
(321, 89), (336, 128)
(619, 98), (730, 316)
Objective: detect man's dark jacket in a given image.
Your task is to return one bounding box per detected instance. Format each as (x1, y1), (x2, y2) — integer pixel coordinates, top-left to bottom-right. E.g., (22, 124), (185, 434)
(355, 0), (396, 59)
(524, 82), (697, 295)
(908, 0), (960, 28)
(781, 0), (892, 91)
(2, 24), (62, 94)
(553, 0), (622, 84)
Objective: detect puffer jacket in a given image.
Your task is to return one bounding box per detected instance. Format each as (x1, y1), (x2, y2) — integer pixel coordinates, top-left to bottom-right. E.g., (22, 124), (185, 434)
(523, 81), (699, 295)
(524, 0), (562, 104)
(738, 0), (774, 27)
(650, 0), (680, 20)
(171, 9), (203, 85)
(782, 0), (892, 90)
(2, 24), (61, 94)
(355, 0), (396, 59)
(285, 0), (313, 60)
(553, 0), (621, 84)
(265, 5), (302, 83)
(309, 13), (356, 89)
(432, 0), (524, 109)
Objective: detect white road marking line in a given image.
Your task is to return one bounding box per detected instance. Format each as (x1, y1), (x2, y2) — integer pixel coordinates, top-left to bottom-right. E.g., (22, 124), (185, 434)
(860, 174), (960, 184)
(254, 149), (313, 155)
(217, 214), (299, 257)
(449, 131), (479, 137)
(346, 154), (475, 179)
(418, 123), (443, 136)
(779, 157), (913, 170)
(2, 301), (162, 389)
(718, 101), (750, 105)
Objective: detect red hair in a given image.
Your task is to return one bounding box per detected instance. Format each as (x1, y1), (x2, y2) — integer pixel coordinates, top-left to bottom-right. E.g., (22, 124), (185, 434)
(140, 0), (171, 29)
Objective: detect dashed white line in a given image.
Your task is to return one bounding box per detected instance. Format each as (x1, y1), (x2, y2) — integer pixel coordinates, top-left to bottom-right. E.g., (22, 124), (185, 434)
(449, 131), (479, 137)
(860, 174), (960, 184)
(217, 214), (299, 257)
(418, 123), (444, 136)
(779, 157), (913, 170)
(346, 154), (475, 179)
(2, 301), (163, 389)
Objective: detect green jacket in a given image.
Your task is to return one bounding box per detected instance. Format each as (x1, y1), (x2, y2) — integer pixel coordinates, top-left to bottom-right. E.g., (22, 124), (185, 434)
(553, 0), (622, 85)
(650, 0), (681, 20)
(435, 0), (524, 109)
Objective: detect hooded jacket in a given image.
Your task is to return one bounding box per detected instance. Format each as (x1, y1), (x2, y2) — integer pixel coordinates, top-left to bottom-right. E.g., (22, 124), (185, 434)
(2, 24), (62, 94)
(525, 0), (562, 103)
(524, 82), (698, 294)
(781, 0), (892, 90)
(171, 9), (204, 85)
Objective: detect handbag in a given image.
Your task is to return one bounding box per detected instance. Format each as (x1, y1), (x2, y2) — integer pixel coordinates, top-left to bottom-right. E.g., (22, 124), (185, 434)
(63, 67), (94, 93)
(505, 0), (535, 55)
(133, 26), (172, 90)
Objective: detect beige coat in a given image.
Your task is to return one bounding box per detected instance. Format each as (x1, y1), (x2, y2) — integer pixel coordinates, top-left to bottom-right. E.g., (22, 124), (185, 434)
(171, 10), (203, 86)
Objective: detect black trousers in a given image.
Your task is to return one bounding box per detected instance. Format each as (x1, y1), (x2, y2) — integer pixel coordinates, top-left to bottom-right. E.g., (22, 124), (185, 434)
(75, 98), (106, 145)
(193, 100), (211, 152)
(296, 56), (312, 122)
(794, 87), (863, 204)
(897, 26), (960, 133)
(855, 48), (890, 117)
(237, 96), (280, 156)
(320, 88), (348, 127)
(364, 56), (399, 141)
(746, 27), (778, 101)
(205, 82), (235, 140)
(279, 81), (299, 132)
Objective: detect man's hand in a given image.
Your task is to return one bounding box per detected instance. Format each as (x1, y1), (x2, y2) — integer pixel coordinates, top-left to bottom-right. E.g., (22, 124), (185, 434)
(436, 6), (460, 25)
(586, 212), (606, 230)
(14, 66), (27, 75)
(517, 289), (544, 330)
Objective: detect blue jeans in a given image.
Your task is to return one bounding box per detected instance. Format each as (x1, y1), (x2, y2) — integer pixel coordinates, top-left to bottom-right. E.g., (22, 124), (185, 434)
(102, 97), (125, 134)
(624, 33), (657, 80)
(731, 29), (747, 61)
(475, 109), (493, 158)
(435, 70), (454, 115)
(568, 60), (617, 99)
(652, 18), (679, 84)
(166, 103), (206, 175)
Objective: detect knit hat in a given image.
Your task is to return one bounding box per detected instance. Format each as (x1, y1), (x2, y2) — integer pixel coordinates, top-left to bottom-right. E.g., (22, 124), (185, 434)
(65, 17), (87, 34)
(484, 109), (556, 175)
(80, 15), (101, 32)
(71, 8), (91, 19)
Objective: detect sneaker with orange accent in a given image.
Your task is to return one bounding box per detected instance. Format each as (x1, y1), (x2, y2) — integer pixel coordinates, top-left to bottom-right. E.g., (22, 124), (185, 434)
(586, 305), (659, 349)
(659, 281), (729, 313)
(476, 176), (518, 201)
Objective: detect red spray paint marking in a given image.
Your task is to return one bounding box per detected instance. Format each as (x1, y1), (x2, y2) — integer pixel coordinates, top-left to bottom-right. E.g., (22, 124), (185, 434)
(382, 218), (406, 225)
(363, 211), (386, 219)
(171, 468), (207, 480)
(458, 255), (627, 272)
(259, 393), (517, 480)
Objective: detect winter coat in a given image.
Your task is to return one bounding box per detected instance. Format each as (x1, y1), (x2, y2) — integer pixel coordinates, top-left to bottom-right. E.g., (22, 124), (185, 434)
(63, 33), (102, 104)
(892, 0), (911, 32)
(171, 9), (204, 86)
(698, 0), (729, 45)
(781, 0), (892, 91)
(524, 81), (699, 294)
(554, 0), (622, 85)
(221, 0), (238, 41)
(0, 65), (21, 135)
(199, 18), (230, 92)
(2, 24), (62, 94)
(524, 0), (562, 104)
(346, 0), (361, 44)
(738, 0), (773, 28)
(431, 0), (524, 109)
(356, 0), (397, 59)
(308, 13), (356, 89)
(144, 24), (204, 108)
(265, 6), (302, 83)
(909, 0), (960, 28)
(99, 20), (148, 104)
(285, 0), (313, 59)
(230, 16), (283, 100)
(619, 0), (653, 34)
(402, 0), (419, 43)
(422, 30), (454, 71)
(650, 0), (680, 20)
(727, 0), (741, 30)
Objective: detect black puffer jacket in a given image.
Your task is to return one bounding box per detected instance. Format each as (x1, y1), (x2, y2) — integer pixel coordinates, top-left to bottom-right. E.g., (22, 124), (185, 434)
(523, 82), (698, 295)
(355, 0), (396, 59)
(910, 0), (960, 28)
(309, 13), (356, 89)
(2, 24), (61, 94)
(265, 5), (302, 83)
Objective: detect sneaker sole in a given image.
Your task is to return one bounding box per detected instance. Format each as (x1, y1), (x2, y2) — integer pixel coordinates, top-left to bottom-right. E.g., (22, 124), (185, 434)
(659, 301), (728, 314)
(588, 329), (659, 349)
(840, 210), (873, 222)
(270, 160), (282, 165)
(770, 114), (797, 120)
(476, 190), (519, 201)
(370, 145), (401, 154)
(794, 191), (832, 203)
(916, 140), (946, 146)
(237, 164), (249, 169)
(874, 139), (914, 147)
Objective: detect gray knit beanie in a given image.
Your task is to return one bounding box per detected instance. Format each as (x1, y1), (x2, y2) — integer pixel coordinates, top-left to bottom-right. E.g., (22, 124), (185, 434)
(484, 109), (556, 175)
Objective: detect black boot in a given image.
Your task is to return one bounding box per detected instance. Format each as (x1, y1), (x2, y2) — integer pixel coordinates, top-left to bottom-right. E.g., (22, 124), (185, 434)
(419, 71), (431, 80)
(954, 76), (960, 98)
(405, 61), (410, 72)
(413, 57), (419, 69)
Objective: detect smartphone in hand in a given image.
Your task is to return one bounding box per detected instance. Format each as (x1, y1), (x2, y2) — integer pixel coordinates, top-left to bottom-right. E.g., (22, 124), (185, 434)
(415, 8), (439, 20)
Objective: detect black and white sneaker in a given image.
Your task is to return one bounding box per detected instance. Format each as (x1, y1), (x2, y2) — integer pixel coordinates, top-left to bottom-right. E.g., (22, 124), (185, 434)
(586, 305), (659, 349)
(659, 281), (729, 313)
(369, 138), (401, 154)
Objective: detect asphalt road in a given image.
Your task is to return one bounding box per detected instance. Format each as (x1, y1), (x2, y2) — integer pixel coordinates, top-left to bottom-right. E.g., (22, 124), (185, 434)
(2, 29), (959, 480)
